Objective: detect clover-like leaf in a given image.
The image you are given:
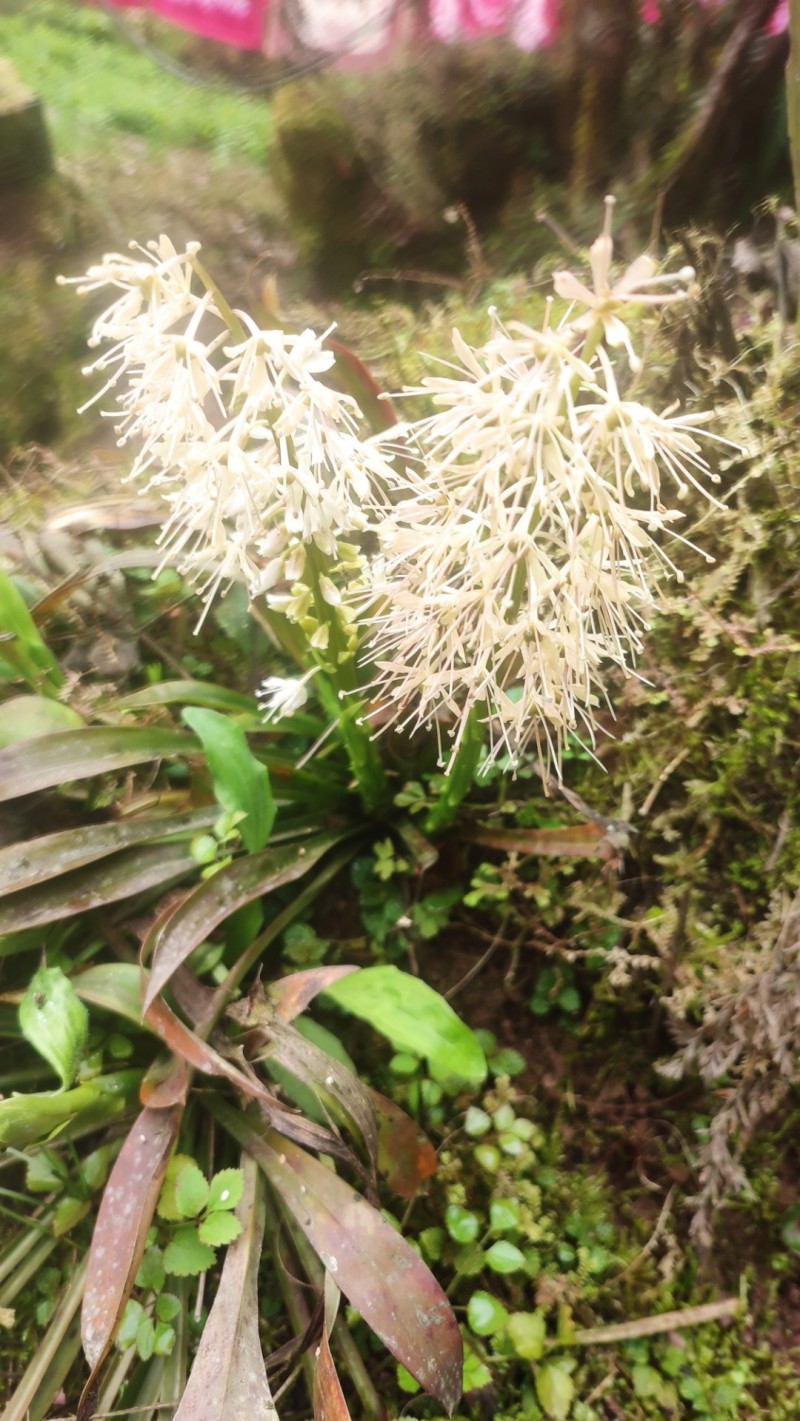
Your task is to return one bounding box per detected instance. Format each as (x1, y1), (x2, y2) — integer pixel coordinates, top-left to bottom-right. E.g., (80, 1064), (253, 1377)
(207, 1168), (243, 1213)
(163, 1226), (216, 1278)
(174, 1161), (210, 1219)
(198, 1212), (243, 1248)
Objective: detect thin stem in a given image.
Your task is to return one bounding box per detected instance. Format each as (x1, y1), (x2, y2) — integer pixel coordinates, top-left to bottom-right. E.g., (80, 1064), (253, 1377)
(423, 705), (486, 837)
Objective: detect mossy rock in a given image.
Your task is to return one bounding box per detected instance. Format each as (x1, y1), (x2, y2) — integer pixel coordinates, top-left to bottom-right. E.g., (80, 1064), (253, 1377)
(0, 57), (52, 188)
(0, 173), (94, 457)
(271, 45), (558, 292)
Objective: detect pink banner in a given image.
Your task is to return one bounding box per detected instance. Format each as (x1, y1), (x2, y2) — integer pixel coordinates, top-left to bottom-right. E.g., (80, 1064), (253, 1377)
(102, 0), (267, 48)
(150, 0), (265, 48)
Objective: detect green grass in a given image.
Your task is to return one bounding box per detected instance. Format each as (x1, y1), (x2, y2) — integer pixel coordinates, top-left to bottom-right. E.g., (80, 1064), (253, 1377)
(0, 0), (271, 165)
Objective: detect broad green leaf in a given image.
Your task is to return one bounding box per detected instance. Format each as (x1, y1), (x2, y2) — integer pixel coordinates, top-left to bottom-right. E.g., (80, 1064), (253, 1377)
(536, 1360), (575, 1421)
(142, 832), (343, 1013)
(322, 966), (487, 1090)
(173, 1156), (277, 1421)
(197, 1212), (243, 1248)
(0, 695), (82, 748)
(163, 1228), (216, 1279)
(207, 1169), (243, 1213)
(0, 569), (63, 694)
(182, 708), (275, 853)
(19, 967), (89, 1089)
(0, 1070), (141, 1149)
(174, 1162), (210, 1219)
(0, 808), (215, 896)
(0, 726), (197, 803)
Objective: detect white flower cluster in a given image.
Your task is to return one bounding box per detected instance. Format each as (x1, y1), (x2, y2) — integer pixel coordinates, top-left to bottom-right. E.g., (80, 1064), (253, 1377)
(67, 207), (729, 777)
(61, 238), (394, 629)
(363, 202), (729, 773)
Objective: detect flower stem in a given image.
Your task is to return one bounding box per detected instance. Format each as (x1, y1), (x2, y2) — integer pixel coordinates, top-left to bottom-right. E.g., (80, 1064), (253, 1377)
(423, 706), (485, 837)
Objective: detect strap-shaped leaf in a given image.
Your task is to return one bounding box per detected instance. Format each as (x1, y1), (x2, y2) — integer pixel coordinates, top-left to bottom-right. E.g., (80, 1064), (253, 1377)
(78, 1104), (183, 1421)
(0, 841), (198, 934)
(209, 1098), (462, 1415)
(0, 809), (215, 896)
(0, 726), (196, 802)
(141, 833), (343, 1014)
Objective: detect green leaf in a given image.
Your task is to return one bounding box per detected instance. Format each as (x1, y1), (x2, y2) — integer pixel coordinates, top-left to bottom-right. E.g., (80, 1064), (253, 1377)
(462, 1340), (492, 1392)
(536, 1360), (575, 1420)
(464, 1106), (492, 1137)
(489, 1199), (519, 1233)
(182, 708), (275, 853)
(26, 1149), (68, 1193)
(158, 1154), (199, 1222)
(208, 1169), (243, 1213)
(154, 1321), (176, 1356)
(135, 1247), (166, 1294)
(0, 1069), (141, 1149)
(323, 965), (487, 1090)
(136, 1314), (155, 1361)
(0, 569), (63, 694)
(632, 1364), (664, 1401)
(0, 695), (83, 748)
(156, 1292), (181, 1324)
(163, 1227), (216, 1278)
(117, 1299), (144, 1351)
(467, 1291), (508, 1337)
(19, 965), (89, 1088)
(507, 1311), (546, 1361)
(445, 1205), (480, 1244)
(174, 1161), (210, 1219)
(53, 1194), (90, 1235)
(485, 1240), (526, 1274)
(198, 1212), (243, 1247)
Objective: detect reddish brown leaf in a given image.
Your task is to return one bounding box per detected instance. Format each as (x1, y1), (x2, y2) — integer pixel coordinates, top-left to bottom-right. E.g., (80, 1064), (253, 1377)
(78, 1104), (182, 1421)
(0, 841), (199, 935)
(145, 996), (360, 1167)
(141, 833), (343, 1014)
(173, 1155), (277, 1421)
(139, 1054), (192, 1109)
(0, 809), (214, 896)
(369, 1089), (438, 1199)
(466, 822), (614, 859)
(313, 1327), (351, 1421)
(325, 336), (399, 433)
(209, 1100), (463, 1415)
(242, 1006), (378, 1172)
(0, 726), (196, 802)
(269, 966), (359, 1023)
